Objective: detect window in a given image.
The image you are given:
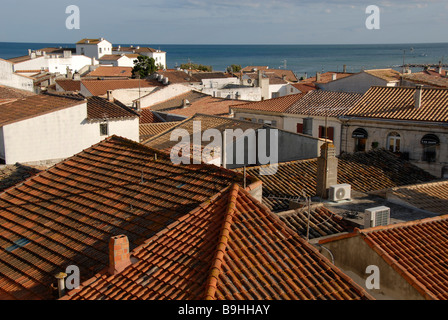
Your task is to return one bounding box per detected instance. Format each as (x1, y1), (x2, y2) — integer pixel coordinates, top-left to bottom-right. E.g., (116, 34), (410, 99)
(387, 132), (401, 153)
(297, 123), (303, 133)
(99, 48), (102, 54)
(421, 134), (439, 162)
(100, 123), (109, 136)
(318, 126), (334, 141)
(271, 92), (280, 98)
(352, 128), (368, 152)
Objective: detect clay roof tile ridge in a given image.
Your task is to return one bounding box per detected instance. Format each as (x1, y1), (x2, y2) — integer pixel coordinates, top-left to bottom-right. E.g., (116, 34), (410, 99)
(203, 183), (240, 300)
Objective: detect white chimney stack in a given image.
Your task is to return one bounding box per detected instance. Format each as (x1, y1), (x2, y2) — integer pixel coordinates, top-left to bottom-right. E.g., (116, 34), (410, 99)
(55, 272), (67, 298)
(414, 84), (423, 109)
(107, 90), (114, 102)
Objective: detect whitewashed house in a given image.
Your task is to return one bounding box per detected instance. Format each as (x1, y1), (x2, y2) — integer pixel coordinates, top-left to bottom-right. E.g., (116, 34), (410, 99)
(98, 54), (137, 67)
(0, 93), (139, 165)
(113, 45), (166, 69)
(76, 38), (113, 59)
(0, 58), (34, 92)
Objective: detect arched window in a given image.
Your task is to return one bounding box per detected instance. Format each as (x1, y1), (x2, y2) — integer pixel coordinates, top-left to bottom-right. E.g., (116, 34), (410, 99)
(352, 128), (368, 152)
(387, 132), (401, 153)
(421, 134), (440, 162)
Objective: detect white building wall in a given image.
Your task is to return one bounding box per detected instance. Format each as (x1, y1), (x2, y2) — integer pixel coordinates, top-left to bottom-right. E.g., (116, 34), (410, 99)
(1, 102), (139, 164)
(284, 116), (342, 154)
(76, 40), (112, 59)
(0, 59), (34, 92)
(139, 84), (192, 108)
(12, 55), (94, 75)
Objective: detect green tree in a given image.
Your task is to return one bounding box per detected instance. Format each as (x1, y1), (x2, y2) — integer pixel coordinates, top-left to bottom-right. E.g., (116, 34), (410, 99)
(132, 55), (157, 78)
(227, 64), (242, 73)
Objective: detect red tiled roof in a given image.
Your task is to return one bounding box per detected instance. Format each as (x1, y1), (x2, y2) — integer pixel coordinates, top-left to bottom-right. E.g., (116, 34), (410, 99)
(139, 108), (163, 124)
(85, 66), (133, 78)
(386, 180), (448, 215)
(241, 66), (299, 82)
(55, 79), (81, 92)
(0, 135), (257, 300)
(291, 82), (317, 93)
(62, 184), (372, 300)
(356, 215), (448, 300)
(86, 96), (138, 120)
(240, 149), (436, 212)
(402, 69), (448, 88)
(0, 85), (35, 99)
(285, 90), (363, 117)
(231, 93), (306, 113)
(0, 93), (85, 127)
(81, 79), (163, 96)
(139, 122), (178, 141)
(154, 70), (202, 83)
(302, 72), (353, 84)
(98, 54), (128, 61)
(345, 86), (448, 122)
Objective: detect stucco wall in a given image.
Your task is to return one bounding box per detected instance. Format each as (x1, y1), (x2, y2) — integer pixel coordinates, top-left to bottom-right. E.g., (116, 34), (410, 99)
(0, 59), (34, 92)
(13, 55), (93, 75)
(2, 103), (139, 164)
(318, 236), (425, 300)
(341, 120), (448, 177)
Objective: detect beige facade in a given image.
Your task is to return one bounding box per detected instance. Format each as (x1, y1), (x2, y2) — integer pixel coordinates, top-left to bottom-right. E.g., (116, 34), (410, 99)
(341, 118), (448, 178)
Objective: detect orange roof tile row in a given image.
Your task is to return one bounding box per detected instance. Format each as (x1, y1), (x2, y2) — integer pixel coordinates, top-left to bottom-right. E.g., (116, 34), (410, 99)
(0, 93), (85, 127)
(345, 86), (448, 122)
(357, 214), (448, 299)
(139, 122), (178, 141)
(81, 79), (163, 96)
(0, 136), (255, 299)
(386, 180), (448, 215)
(86, 96), (139, 120)
(85, 66), (133, 78)
(285, 90), (363, 117)
(55, 79), (81, 92)
(62, 184), (372, 300)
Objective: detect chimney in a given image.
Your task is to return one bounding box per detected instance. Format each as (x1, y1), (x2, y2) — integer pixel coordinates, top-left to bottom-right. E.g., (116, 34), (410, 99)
(257, 69), (263, 87)
(414, 84), (423, 108)
(332, 73), (337, 81)
(343, 64), (347, 73)
(107, 90), (114, 102)
(316, 72), (321, 82)
(135, 99), (141, 111)
(55, 272), (67, 298)
(73, 72), (81, 80)
(438, 61), (443, 74)
(316, 143), (338, 199)
(108, 235), (131, 275)
(182, 99), (190, 108)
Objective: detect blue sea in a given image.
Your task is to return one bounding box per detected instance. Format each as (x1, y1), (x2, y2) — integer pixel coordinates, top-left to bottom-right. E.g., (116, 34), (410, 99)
(1, 42), (448, 78)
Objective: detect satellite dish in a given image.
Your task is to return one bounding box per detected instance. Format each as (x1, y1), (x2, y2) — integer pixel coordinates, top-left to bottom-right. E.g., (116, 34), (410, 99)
(247, 79), (252, 84)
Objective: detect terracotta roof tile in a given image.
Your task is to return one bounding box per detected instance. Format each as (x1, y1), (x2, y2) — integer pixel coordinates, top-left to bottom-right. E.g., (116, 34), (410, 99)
(62, 184), (372, 300)
(386, 180), (448, 215)
(86, 96), (139, 120)
(0, 93), (85, 127)
(345, 86), (448, 122)
(85, 66), (133, 78)
(241, 66), (298, 82)
(0, 136), (256, 300)
(285, 90), (363, 117)
(81, 79), (163, 96)
(364, 69), (401, 82)
(0, 86), (35, 99)
(55, 80), (81, 92)
(356, 214), (448, 299)
(301, 72), (353, 84)
(139, 109), (162, 124)
(0, 164), (43, 192)
(402, 69), (448, 88)
(139, 122), (178, 141)
(239, 149), (436, 212)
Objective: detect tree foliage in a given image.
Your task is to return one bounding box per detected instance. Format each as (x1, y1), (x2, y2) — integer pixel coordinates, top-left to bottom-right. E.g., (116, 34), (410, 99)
(227, 64), (242, 73)
(180, 63), (213, 72)
(132, 55), (157, 78)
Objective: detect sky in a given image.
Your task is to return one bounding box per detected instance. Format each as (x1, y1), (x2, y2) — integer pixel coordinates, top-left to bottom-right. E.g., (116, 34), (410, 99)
(0, 0), (447, 45)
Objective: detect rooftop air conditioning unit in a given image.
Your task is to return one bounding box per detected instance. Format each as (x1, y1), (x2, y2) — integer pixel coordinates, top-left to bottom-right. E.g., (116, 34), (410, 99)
(364, 206), (390, 228)
(329, 184), (351, 202)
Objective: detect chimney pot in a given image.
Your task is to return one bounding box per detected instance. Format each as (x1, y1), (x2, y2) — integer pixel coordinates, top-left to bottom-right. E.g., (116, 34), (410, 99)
(55, 272), (67, 298)
(108, 235), (131, 275)
(107, 90), (114, 102)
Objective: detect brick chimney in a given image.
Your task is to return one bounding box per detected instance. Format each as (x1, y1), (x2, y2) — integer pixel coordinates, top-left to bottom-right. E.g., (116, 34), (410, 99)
(316, 142), (338, 199)
(108, 235), (131, 275)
